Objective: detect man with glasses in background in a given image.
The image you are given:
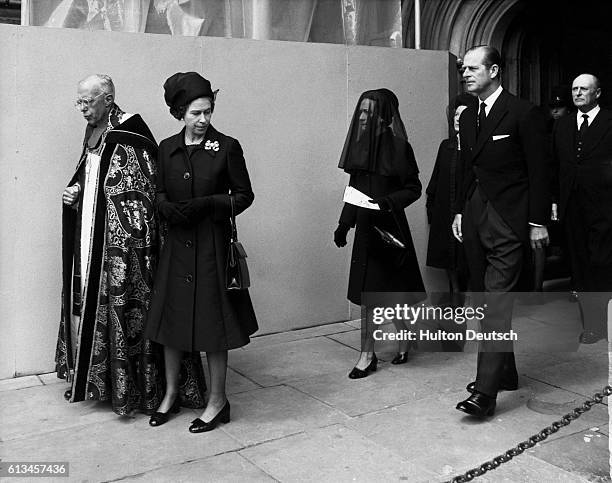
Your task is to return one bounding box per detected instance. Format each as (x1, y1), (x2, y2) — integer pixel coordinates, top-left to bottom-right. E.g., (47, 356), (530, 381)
(56, 74), (163, 415)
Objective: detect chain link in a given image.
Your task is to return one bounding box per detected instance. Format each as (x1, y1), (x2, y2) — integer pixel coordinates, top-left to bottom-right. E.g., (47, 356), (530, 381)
(446, 385), (611, 483)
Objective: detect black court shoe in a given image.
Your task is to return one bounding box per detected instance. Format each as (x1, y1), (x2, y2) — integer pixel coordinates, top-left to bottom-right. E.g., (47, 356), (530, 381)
(149, 398), (181, 427)
(391, 352), (408, 365)
(579, 331), (606, 344)
(189, 401), (231, 433)
(63, 389), (72, 401)
(348, 354), (378, 379)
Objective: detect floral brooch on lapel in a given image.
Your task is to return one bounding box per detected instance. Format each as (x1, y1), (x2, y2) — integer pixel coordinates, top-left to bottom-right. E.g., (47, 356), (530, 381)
(204, 140), (220, 152)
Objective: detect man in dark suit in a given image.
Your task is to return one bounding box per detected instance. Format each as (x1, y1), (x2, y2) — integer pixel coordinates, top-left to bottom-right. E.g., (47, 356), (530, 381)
(452, 46), (551, 417)
(553, 73), (612, 343)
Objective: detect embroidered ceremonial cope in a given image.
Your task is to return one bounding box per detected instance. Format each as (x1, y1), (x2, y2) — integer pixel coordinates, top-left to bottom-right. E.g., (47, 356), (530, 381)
(56, 105), (206, 415)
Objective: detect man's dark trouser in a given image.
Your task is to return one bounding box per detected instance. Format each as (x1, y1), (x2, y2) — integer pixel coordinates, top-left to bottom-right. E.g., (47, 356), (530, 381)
(564, 186), (612, 339)
(462, 187), (522, 397)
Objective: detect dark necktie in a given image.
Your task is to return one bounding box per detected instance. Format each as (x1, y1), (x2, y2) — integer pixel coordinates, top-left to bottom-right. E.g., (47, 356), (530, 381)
(579, 113), (589, 139)
(478, 101), (487, 134)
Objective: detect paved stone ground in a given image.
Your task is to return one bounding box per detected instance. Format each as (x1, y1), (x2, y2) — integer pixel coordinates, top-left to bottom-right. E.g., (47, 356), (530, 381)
(1, 296), (610, 482)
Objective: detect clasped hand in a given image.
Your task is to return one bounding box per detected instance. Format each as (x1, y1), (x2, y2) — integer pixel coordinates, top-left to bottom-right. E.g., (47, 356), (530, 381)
(452, 214), (463, 242)
(62, 183), (81, 205)
(159, 197), (213, 225)
(530, 225), (549, 250)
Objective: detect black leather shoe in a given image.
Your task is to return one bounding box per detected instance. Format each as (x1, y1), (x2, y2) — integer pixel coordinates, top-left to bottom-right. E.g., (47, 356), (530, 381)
(348, 354), (378, 379)
(579, 331), (606, 344)
(456, 392), (496, 418)
(63, 389), (72, 401)
(149, 398), (181, 427)
(466, 381), (518, 393)
(391, 352), (408, 365)
(189, 401), (230, 433)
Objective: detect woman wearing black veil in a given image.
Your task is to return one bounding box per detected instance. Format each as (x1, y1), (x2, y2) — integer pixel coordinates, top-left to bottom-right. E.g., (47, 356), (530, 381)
(334, 88), (425, 378)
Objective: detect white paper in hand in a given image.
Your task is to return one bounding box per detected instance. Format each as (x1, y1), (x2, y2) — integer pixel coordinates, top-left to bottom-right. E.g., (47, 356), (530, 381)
(343, 185), (380, 210)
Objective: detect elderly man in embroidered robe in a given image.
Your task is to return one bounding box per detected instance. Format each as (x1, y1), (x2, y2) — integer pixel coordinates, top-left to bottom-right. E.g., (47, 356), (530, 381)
(56, 74), (206, 415)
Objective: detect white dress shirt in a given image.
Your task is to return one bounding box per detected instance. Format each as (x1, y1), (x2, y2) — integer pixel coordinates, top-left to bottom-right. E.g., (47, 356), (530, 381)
(576, 104), (600, 129)
(478, 85), (504, 115)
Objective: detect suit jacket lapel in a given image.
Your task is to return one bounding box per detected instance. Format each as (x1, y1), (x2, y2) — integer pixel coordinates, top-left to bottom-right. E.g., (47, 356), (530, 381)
(583, 108), (612, 155)
(471, 90), (510, 162)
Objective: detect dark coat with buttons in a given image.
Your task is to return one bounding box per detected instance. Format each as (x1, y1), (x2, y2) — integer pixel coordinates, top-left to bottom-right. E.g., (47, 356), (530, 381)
(425, 138), (463, 270)
(552, 107), (612, 287)
(144, 125), (258, 352)
(553, 108), (612, 225)
(339, 142), (425, 305)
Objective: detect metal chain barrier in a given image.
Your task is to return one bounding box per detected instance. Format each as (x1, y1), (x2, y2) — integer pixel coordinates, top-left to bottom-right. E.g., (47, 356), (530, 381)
(446, 385), (612, 483)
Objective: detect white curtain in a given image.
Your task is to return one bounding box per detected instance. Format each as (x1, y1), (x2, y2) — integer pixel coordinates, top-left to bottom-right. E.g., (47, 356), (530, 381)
(28, 0), (402, 46)
(41, 0), (152, 33)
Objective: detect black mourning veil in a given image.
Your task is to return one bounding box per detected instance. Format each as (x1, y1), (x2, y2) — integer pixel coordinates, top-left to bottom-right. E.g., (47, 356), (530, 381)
(338, 88), (411, 178)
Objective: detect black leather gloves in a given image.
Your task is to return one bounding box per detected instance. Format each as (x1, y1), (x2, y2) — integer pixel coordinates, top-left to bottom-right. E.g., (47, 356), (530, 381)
(368, 196), (392, 212)
(334, 222), (350, 248)
(157, 193), (214, 226)
(158, 200), (189, 225)
(178, 197), (214, 224)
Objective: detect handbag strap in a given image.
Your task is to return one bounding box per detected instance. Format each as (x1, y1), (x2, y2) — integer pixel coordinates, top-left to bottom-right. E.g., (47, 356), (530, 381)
(230, 195), (238, 242)
(389, 205), (408, 249)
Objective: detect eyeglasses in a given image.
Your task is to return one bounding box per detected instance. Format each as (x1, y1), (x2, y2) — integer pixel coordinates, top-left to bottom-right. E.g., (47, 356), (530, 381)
(74, 92), (105, 110)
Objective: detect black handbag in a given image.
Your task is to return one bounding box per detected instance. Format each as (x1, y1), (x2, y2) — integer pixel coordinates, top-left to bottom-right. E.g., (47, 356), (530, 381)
(225, 196), (250, 290)
(372, 208), (410, 266)
(373, 225), (406, 249)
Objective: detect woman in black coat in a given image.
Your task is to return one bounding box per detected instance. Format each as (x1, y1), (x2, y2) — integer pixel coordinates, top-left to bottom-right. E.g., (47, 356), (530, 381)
(334, 88), (425, 377)
(145, 72), (257, 432)
(425, 95), (474, 302)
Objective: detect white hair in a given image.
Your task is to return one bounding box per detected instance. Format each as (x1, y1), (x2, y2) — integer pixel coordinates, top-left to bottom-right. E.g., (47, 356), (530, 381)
(79, 74), (115, 99)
